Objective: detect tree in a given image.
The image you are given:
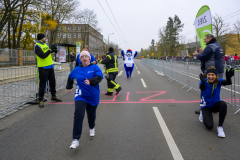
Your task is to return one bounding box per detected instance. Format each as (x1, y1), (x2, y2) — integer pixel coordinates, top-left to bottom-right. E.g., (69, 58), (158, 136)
(165, 15), (184, 56)
(74, 8), (101, 46)
(39, 0), (79, 46)
(212, 14), (230, 53)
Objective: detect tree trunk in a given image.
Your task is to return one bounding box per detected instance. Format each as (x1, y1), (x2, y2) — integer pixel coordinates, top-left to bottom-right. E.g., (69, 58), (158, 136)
(17, 4), (27, 48)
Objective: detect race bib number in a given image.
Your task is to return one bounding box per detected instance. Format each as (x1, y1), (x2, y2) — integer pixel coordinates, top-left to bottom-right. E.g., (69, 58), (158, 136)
(200, 96), (206, 107)
(75, 87), (82, 97)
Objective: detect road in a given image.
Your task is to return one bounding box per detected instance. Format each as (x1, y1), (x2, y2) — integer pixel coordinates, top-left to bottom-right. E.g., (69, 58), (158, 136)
(1, 59), (240, 160)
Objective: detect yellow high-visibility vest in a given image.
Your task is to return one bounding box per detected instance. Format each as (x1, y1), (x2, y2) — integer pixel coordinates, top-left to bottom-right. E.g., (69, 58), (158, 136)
(35, 42), (53, 67)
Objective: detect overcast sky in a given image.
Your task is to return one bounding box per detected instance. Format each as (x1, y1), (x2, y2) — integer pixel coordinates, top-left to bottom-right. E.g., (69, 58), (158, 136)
(80, 0), (240, 52)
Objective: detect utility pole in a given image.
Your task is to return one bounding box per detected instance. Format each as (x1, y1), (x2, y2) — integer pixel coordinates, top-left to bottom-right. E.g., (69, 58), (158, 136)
(108, 33), (114, 46)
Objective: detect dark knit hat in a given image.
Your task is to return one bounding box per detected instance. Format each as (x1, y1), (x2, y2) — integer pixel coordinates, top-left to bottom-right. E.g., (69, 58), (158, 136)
(37, 33), (45, 40)
(108, 47), (114, 52)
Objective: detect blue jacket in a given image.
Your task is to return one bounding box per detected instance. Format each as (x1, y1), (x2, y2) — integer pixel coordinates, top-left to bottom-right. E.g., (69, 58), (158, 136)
(197, 38), (224, 74)
(200, 78), (223, 108)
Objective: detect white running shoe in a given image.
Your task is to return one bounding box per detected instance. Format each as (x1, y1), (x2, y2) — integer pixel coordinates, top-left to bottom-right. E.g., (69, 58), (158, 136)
(199, 110), (203, 123)
(90, 128), (95, 137)
(70, 139), (79, 149)
(217, 126), (225, 138)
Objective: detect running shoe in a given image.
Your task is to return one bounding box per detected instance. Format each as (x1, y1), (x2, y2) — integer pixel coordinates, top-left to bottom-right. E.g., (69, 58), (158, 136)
(217, 126), (225, 138)
(199, 110), (203, 123)
(39, 101), (44, 108)
(70, 139), (79, 149)
(90, 128), (95, 137)
(51, 96), (62, 102)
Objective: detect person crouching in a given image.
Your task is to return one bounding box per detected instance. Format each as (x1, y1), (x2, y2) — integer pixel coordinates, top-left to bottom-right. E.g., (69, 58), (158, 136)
(199, 66), (234, 138)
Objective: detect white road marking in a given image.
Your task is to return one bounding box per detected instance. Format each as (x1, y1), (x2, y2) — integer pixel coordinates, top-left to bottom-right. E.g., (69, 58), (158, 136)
(153, 107), (184, 160)
(141, 78), (147, 88)
(136, 67), (138, 69)
(117, 70), (123, 76)
(137, 70), (140, 74)
(154, 70), (164, 76)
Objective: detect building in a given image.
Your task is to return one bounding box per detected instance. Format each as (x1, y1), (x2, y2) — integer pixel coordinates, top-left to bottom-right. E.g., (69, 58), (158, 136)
(45, 24), (104, 57)
(225, 34), (240, 56)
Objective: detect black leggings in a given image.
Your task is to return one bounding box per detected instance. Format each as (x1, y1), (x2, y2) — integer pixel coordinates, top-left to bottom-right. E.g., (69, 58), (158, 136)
(73, 100), (98, 140)
(202, 101), (227, 129)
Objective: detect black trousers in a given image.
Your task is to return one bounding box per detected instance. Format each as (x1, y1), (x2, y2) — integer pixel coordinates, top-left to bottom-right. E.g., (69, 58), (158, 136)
(38, 68), (56, 101)
(202, 101), (227, 129)
(73, 100), (98, 140)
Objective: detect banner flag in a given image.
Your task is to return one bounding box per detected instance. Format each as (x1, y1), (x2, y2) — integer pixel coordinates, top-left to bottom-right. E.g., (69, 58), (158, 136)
(194, 5), (212, 50)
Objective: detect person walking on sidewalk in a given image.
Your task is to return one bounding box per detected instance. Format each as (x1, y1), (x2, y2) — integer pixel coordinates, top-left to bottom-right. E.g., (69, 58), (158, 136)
(76, 45), (96, 66)
(98, 47), (122, 95)
(34, 33), (62, 108)
(66, 51), (103, 149)
(198, 66), (234, 138)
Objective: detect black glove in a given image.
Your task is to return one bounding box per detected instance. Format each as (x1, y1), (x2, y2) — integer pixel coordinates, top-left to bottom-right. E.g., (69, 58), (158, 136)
(199, 73), (206, 82)
(51, 44), (58, 53)
(226, 68), (234, 79)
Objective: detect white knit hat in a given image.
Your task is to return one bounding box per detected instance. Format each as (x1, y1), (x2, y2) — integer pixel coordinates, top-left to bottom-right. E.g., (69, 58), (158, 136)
(80, 51), (91, 60)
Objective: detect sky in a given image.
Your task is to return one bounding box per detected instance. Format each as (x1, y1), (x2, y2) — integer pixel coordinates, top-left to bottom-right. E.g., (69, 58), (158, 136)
(79, 0), (240, 52)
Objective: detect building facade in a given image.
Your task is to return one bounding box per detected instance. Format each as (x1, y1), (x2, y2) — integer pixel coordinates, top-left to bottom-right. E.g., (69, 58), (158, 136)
(45, 24), (104, 57)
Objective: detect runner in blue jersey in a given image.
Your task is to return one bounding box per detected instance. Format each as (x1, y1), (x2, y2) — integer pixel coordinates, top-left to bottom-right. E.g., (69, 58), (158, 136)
(66, 51), (103, 149)
(199, 66), (234, 138)
(76, 45), (96, 66)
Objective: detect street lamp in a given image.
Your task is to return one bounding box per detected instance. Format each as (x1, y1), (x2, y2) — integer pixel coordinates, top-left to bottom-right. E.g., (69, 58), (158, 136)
(108, 33), (114, 46)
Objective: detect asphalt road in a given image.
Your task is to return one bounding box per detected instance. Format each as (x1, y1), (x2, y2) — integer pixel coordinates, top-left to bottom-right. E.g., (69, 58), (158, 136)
(1, 59), (240, 160)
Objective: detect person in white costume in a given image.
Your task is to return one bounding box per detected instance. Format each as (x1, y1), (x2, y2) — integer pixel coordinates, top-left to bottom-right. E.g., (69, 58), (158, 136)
(121, 49), (137, 78)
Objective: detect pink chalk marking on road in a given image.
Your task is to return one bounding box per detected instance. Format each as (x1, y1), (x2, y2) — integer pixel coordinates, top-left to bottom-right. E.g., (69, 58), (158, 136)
(100, 92), (121, 101)
(137, 91), (166, 101)
(49, 100), (200, 105)
(136, 91), (165, 93)
(126, 92), (129, 101)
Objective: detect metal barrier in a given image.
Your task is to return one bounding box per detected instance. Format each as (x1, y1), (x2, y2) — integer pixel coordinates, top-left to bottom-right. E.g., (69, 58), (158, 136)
(22, 50), (37, 65)
(142, 58), (240, 114)
(0, 63), (73, 117)
(0, 59), (123, 118)
(0, 48), (18, 67)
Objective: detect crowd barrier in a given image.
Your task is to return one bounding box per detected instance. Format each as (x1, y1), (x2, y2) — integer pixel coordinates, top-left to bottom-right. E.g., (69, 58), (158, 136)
(0, 58), (123, 118)
(141, 58), (240, 114)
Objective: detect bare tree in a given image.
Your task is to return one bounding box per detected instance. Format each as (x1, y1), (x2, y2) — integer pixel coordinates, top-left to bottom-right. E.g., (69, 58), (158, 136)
(74, 9), (101, 46)
(39, 0), (79, 46)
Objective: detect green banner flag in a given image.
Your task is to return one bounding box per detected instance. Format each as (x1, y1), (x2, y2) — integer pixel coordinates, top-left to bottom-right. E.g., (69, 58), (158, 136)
(194, 5), (212, 50)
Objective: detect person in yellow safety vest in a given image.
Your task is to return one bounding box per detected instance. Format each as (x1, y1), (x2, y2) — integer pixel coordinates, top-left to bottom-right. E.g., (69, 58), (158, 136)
(98, 47), (122, 96)
(34, 33), (62, 108)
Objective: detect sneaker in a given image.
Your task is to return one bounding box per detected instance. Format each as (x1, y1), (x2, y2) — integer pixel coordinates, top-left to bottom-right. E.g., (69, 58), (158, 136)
(90, 128), (95, 137)
(116, 87), (122, 95)
(70, 139), (79, 149)
(51, 96), (62, 102)
(199, 110), (203, 123)
(39, 101), (44, 108)
(217, 126), (225, 138)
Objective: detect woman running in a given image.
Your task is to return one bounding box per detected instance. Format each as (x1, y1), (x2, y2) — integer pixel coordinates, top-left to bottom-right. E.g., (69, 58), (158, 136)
(66, 51), (103, 149)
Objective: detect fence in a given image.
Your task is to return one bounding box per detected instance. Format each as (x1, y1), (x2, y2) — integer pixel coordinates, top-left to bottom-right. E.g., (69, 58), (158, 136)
(0, 58), (123, 118)
(22, 50), (37, 65)
(141, 58), (240, 114)
(0, 48), (19, 67)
